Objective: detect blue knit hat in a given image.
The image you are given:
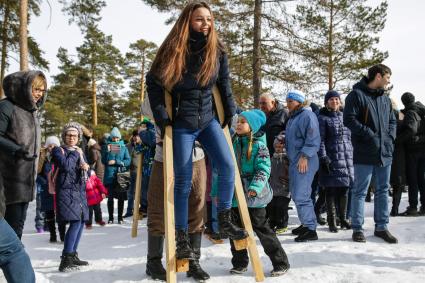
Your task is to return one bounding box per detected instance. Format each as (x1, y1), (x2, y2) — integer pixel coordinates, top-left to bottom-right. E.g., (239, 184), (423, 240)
(324, 90), (341, 105)
(240, 109), (266, 134)
(110, 127), (121, 139)
(286, 90), (305, 103)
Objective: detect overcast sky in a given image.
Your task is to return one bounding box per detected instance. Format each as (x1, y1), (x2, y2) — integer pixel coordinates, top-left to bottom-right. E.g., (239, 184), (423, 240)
(9, 0), (425, 108)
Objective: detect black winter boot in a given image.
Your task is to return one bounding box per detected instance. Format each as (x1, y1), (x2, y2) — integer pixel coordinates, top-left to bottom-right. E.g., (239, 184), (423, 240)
(326, 194), (338, 233)
(187, 233), (210, 282)
(46, 218), (57, 243)
(176, 230), (195, 260)
(146, 233), (166, 281)
(338, 194), (351, 229)
(71, 252), (89, 266)
(58, 222), (66, 242)
(390, 185), (402, 216)
(117, 199), (124, 223)
(107, 200), (114, 223)
(218, 209), (248, 240)
(59, 253), (78, 272)
(291, 225), (308, 235)
(314, 203), (327, 226)
(294, 229), (318, 242)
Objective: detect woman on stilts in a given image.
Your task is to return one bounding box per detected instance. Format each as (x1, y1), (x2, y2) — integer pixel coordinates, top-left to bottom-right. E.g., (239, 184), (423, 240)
(146, 1), (248, 261)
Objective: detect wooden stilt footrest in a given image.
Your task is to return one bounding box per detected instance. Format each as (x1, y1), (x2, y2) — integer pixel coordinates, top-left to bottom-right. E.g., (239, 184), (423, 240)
(176, 259), (189, 272)
(233, 238), (250, 251)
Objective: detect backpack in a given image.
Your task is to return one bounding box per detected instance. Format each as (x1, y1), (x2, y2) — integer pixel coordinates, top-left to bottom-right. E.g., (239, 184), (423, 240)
(47, 147), (65, 194)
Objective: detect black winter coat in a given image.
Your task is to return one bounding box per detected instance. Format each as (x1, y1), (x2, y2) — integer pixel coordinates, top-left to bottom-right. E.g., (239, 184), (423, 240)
(52, 146), (89, 222)
(318, 108), (354, 188)
(0, 174), (5, 218)
(146, 33), (236, 130)
(260, 101), (288, 156)
(397, 101), (425, 151)
(0, 71), (47, 205)
(343, 77), (397, 166)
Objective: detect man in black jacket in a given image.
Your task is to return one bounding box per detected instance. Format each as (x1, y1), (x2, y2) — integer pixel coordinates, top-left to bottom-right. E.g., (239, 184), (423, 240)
(259, 93), (288, 156)
(0, 71), (47, 239)
(397, 92), (425, 216)
(0, 171), (36, 282)
(344, 64), (397, 244)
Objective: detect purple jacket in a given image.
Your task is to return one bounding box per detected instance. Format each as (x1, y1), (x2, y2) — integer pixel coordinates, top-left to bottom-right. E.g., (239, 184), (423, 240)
(318, 108), (354, 188)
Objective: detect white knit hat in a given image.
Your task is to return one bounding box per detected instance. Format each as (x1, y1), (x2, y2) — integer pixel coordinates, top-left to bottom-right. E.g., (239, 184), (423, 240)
(87, 138), (97, 147)
(45, 136), (60, 147)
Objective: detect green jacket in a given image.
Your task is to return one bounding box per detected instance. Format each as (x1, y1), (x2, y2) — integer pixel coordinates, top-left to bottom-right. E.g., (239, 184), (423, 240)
(232, 133), (271, 208)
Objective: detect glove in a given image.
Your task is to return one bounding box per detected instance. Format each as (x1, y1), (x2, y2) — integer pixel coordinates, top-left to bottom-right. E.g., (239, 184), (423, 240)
(158, 118), (173, 139)
(221, 115), (233, 129)
(320, 157), (331, 174)
(15, 148), (37, 161)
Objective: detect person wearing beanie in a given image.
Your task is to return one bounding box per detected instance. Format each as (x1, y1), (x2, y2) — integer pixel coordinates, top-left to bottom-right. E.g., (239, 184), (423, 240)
(318, 90), (353, 233)
(226, 109), (289, 276)
(285, 89), (321, 242)
(343, 64), (398, 244)
(101, 127), (130, 224)
(51, 122), (90, 271)
(396, 92), (425, 216)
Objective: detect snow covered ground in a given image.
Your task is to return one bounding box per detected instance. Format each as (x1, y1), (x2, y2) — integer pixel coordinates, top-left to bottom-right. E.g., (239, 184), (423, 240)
(2, 194), (425, 283)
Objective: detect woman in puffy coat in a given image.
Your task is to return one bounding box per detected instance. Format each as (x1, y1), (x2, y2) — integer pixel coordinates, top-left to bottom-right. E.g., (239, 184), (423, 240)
(101, 127), (131, 224)
(52, 122), (90, 272)
(318, 91), (354, 233)
(285, 90), (321, 242)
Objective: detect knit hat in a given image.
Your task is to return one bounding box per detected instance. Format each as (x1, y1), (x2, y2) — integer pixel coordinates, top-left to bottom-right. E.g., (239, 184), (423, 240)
(239, 109), (266, 134)
(110, 127), (121, 139)
(324, 90), (341, 105)
(87, 138), (97, 148)
(286, 90), (305, 104)
(401, 92), (415, 106)
(45, 136), (60, 147)
(61, 122), (82, 142)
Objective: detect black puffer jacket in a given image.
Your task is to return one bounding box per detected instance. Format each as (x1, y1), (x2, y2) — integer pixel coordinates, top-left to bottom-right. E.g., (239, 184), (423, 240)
(0, 173), (5, 218)
(146, 31), (236, 130)
(343, 77), (396, 166)
(397, 101), (425, 151)
(0, 71), (47, 205)
(260, 101), (288, 156)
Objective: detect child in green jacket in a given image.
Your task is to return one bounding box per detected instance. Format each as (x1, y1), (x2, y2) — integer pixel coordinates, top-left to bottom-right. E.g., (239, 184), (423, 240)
(230, 109), (290, 277)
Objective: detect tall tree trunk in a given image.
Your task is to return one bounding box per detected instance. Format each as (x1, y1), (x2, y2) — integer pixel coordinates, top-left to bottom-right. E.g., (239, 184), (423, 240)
(19, 0), (29, 71)
(1, 0), (10, 98)
(92, 74), (97, 126)
(252, 0), (262, 108)
(140, 52), (146, 121)
(328, 0), (334, 90)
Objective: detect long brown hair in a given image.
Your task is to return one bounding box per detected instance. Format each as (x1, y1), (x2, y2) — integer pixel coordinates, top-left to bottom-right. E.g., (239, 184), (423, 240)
(150, 1), (224, 89)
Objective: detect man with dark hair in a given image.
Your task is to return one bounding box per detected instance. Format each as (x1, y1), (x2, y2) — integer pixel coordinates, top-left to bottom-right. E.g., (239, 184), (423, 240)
(397, 92), (425, 216)
(343, 64), (397, 243)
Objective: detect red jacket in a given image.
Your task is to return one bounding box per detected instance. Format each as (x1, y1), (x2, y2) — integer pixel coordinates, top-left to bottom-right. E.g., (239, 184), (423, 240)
(85, 174), (108, 206)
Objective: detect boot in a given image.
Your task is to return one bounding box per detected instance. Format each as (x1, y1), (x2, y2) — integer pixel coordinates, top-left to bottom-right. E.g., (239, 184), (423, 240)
(59, 253), (78, 272)
(218, 209), (248, 240)
(58, 222), (66, 242)
(390, 185), (402, 216)
(294, 229), (318, 242)
(46, 218), (57, 243)
(107, 200), (114, 223)
(338, 194), (351, 229)
(146, 233), (166, 281)
(314, 199), (327, 226)
(118, 199), (124, 223)
(175, 230), (195, 260)
(187, 233), (210, 281)
(71, 252), (89, 266)
(292, 225), (308, 235)
(326, 194), (338, 233)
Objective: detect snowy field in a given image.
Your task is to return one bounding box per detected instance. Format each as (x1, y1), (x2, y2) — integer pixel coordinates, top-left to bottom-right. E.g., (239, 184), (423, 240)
(2, 194), (425, 283)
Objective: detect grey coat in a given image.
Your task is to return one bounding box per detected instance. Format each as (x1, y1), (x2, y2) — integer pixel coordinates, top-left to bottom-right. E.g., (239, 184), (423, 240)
(0, 71), (47, 205)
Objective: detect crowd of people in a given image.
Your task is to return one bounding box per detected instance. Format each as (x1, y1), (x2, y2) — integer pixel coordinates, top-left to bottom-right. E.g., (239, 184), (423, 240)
(1, 1), (424, 283)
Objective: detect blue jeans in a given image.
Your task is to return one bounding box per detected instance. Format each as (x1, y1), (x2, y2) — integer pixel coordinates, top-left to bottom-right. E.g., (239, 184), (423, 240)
(0, 218), (35, 283)
(63, 219), (84, 254)
(126, 172), (137, 214)
(173, 119), (235, 230)
(351, 164), (391, 232)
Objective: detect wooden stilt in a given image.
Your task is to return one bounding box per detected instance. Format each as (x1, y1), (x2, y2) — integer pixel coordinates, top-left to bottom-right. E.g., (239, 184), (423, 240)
(176, 259), (189, 272)
(164, 92), (177, 282)
(213, 86), (265, 282)
(131, 153), (144, 237)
